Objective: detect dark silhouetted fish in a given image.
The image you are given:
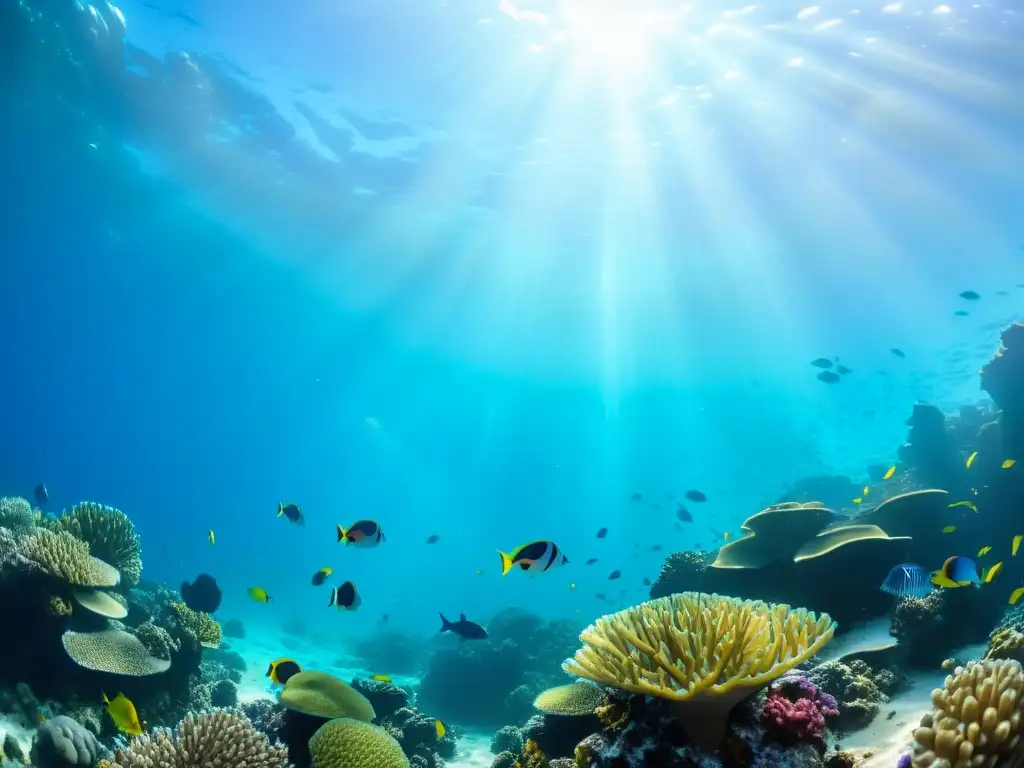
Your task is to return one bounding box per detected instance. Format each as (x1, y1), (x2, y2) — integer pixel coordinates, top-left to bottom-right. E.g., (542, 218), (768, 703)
(836, 365), (852, 375)
(642, 577), (651, 586)
(277, 502), (304, 525)
(439, 612), (488, 640)
(34, 483), (48, 506)
(181, 573), (222, 614)
(954, 310), (969, 317)
(817, 371), (841, 384)
(586, 558), (598, 565)
(959, 290), (980, 300)
(676, 505), (692, 523)
(890, 348), (906, 359)
(608, 570), (621, 580)
(685, 490), (707, 503)
(810, 358), (833, 369)
(596, 527), (608, 539)
(630, 492), (642, 501)
(426, 534), (440, 544)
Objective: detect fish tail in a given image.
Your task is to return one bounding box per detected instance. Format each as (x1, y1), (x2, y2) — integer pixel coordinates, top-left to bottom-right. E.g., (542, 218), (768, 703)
(329, 588), (337, 607)
(439, 612), (452, 633)
(498, 550), (514, 576)
(277, 503), (284, 517)
(337, 524), (347, 543)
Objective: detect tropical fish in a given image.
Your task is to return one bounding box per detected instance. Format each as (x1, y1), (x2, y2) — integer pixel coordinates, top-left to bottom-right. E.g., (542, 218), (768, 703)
(723, 531), (732, 541)
(329, 581), (361, 611)
(880, 564), (931, 598)
(103, 692), (143, 736)
(930, 556), (981, 588)
(942, 526), (956, 534)
(338, 520), (386, 548)
(863, 486), (870, 496)
(435, 720), (446, 739)
(954, 310), (969, 317)
(891, 348), (906, 359)
(642, 577), (652, 587)
(966, 452), (978, 469)
(439, 612), (488, 640)
(596, 528), (608, 539)
(836, 364), (852, 375)
(370, 674), (392, 683)
(498, 540), (568, 576)
(978, 546), (992, 558)
(181, 573), (222, 614)
(853, 498), (863, 504)
(676, 505), (692, 523)
(883, 465), (896, 480)
(1003, 459), (1017, 469)
(810, 358), (833, 369)
(585, 558), (598, 565)
(208, 530), (215, 545)
(266, 658), (301, 685)
(608, 570), (621, 580)
(959, 290), (981, 300)
(426, 535), (440, 544)
(248, 586), (271, 603)
(1015, 535), (1023, 556)
(817, 371), (840, 384)
(34, 483), (48, 505)
(1011, 587), (1024, 606)
(984, 562), (1004, 583)
(311, 567), (332, 587)
(949, 501), (978, 513)
(685, 490), (708, 503)
(277, 503), (304, 525)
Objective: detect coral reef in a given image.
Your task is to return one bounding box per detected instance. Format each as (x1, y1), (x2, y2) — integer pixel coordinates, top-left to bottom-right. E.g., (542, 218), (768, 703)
(563, 592), (835, 749)
(279, 671), (376, 722)
(30, 715), (107, 767)
(532, 682), (605, 716)
(61, 628), (171, 676)
(981, 322), (1024, 457)
(308, 717), (409, 768)
(491, 725), (524, 754)
(48, 502), (142, 587)
(0, 497), (36, 534)
(891, 589), (1003, 668)
(805, 660), (892, 733)
(897, 404), (965, 494)
(18, 529), (120, 587)
(760, 675), (839, 743)
(418, 608), (580, 727)
(170, 602), (221, 648)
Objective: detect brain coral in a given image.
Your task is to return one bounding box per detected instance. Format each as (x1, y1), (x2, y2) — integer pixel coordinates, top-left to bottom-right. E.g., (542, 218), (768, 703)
(563, 592), (836, 750)
(62, 628), (171, 676)
(309, 718), (410, 768)
(103, 708), (288, 768)
(533, 682), (606, 715)
(911, 658), (1024, 767)
(30, 715), (107, 767)
(171, 602), (221, 648)
(280, 671), (376, 722)
(19, 529), (120, 587)
(51, 502), (142, 587)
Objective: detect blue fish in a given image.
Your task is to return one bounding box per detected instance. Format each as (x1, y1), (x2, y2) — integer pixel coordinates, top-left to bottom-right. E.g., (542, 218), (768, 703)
(880, 564), (931, 598)
(931, 556), (981, 588)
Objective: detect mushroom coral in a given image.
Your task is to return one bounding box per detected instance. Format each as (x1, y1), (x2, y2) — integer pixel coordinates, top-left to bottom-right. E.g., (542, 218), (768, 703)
(563, 592), (836, 750)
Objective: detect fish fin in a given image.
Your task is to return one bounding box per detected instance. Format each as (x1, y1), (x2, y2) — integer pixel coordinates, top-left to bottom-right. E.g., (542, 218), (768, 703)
(277, 503), (284, 517)
(460, 613), (467, 622)
(439, 612), (452, 633)
(337, 524), (347, 543)
(498, 550), (514, 576)
(102, 691), (110, 706)
(329, 588), (337, 607)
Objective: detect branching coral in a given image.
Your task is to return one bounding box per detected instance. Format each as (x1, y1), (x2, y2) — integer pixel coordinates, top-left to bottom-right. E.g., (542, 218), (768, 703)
(0, 497), (35, 534)
(910, 659), (1024, 767)
(18, 529), (120, 587)
(50, 502), (142, 587)
(132, 621), (180, 661)
(562, 592), (836, 749)
(171, 602), (221, 648)
(103, 708), (288, 767)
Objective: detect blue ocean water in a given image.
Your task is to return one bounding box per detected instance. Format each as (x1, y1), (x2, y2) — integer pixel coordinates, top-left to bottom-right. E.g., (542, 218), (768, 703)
(1, 0), (1022, 647)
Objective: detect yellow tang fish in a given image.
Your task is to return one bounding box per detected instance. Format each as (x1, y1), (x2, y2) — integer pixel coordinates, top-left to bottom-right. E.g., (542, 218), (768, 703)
(949, 501), (978, 513)
(370, 674), (393, 683)
(103, 692), (143, 736)
(1014, 535), (1023, 557)
(883, 465), (896, 480)
(248, 586), (271, 603)
(978, 546), (992, 558)
(985, 562), (1004, 583)
(942, 526), (957, 534)
(966, 451), (978, 469)
(208, 530), (215, 545)
(863, 486), (870, 496)
(1004, 459), (1017, 469)
(435, 720), (446, 739)
(1011, 586), (1024, 606)
(852, 498), (863, 504)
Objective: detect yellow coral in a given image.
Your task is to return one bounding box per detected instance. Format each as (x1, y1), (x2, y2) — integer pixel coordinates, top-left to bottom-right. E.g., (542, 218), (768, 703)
(514, 739), (547, 768)
(911, 659), (1024, 767)
(19, 529), (120, 587)
(563, 592), (835, 750)
(595, 699), (628, 730)
(574, 742), (594, 767)
(50, 502), (142, 587)
(984, 627), (1024, 661)
(308, 718), (408, 768)
(171, 602), (221, 648)
(280, 671), (375, 721)
(47, 595), (73, 617)
(533, 681), (605, 715)
(62, 628), (170, 676)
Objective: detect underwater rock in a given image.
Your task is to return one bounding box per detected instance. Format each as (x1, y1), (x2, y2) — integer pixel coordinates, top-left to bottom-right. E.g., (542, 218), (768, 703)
(490, 725), (524, 754)
(982, 324), (1024, 457)
(490, 751), (516, 768)
(350, 679), (410, 721)
(30, 715), (107, 767)
(890, 588), (1002, 668)
(210, 678), (238, 707)
(521, 713), (601, 760)
(384, 706), (455, 767)
(897, 403), (966, 493)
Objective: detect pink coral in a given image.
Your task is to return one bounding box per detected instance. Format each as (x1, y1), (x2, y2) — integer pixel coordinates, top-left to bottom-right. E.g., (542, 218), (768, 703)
(760, 679), (840, 742)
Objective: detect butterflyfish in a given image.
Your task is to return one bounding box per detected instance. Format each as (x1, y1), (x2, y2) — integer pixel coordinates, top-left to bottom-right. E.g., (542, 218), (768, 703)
(978, 546), (992, 557)
(930, 556), (981, 588)
(966, 452), (978, 469)
(103, 692), (143, 736)
(277, 503), (305, 525)
(337, 520), (386, 548)
(1011, 586), (1024, 606)
(984, 562), (1004, 583)
(248, 586), (271, 603)
(330, 581), (361, 610)
(853, 498), (863, 504)
(1015, 535), (1023, 556)
(311, 567), (332, 586)
(435, 720), (446, 739)
(498, 540), (568, 576)
(266, 658), (301, 685)
(1004, 459), (1017, 469)
(370, 674), (392, 683)
(883, 465), (896, 480)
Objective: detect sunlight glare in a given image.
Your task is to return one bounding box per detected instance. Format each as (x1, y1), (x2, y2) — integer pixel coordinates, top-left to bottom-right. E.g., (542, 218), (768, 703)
(560, 2), (663, 65)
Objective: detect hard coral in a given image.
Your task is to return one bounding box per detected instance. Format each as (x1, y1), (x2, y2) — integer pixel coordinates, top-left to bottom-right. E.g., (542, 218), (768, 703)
(50, 502), (142, 587)
(18, 529), (120, 587)
(0, 497), (35, 534)
(563, 592), (835, 750)
(760, 688), (838, 742)
(308, 717), (409, 768)
(984, 627), (1024, 661)
(30, 715), (108, 767)
(806, 660), (887, 732)
(170, 602), (221, 648)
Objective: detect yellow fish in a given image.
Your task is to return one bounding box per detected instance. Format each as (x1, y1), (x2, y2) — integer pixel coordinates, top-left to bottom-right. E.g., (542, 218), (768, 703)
(723, 531), (732, 541)
(863, 486), (870, 496)
(248, 586), (271, 603)
(1011, 586), (1024, 606)
(852, 498), (863, 504)
(1003, 459), (1017, 469)
(103, 692), (143, 736)
(966, 451), (978, 468)
(1015, 535), (1024, 557)
(370, 674), (393, 683)
(266, 658), (301, 685)
(435, 720), (446, 739)
(949, 501), (978, 513)
(942, 526), (957, 534)
(931, 572), (961, 589)
(978, 546), (992, 557)
(208, 530), (215, 545)
(985, 562), (1004, 583)
(569, 583), (576, 590)
(883, 465), (896, 480)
